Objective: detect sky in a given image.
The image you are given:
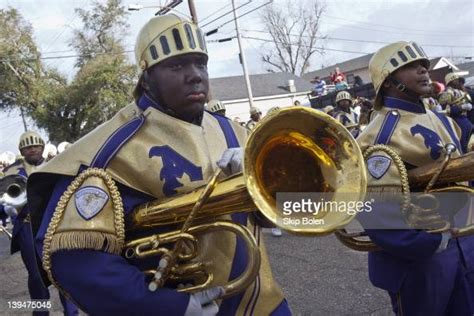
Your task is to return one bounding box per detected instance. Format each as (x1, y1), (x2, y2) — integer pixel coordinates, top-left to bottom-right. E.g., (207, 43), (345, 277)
(0, 0), (473, 153)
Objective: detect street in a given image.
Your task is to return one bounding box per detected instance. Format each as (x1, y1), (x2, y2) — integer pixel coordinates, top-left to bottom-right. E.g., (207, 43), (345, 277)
(0, 228), (391, 315)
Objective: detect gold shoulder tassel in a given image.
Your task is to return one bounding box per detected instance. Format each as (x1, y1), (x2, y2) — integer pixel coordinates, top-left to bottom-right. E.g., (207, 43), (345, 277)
(42, 168), (125, 286)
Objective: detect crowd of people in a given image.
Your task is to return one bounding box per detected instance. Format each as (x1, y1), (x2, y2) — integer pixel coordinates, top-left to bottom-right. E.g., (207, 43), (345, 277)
(0, 11), (473, 316)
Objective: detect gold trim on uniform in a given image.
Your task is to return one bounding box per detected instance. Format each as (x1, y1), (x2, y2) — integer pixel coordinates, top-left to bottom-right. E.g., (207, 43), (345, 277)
(42, 168), (125, 286)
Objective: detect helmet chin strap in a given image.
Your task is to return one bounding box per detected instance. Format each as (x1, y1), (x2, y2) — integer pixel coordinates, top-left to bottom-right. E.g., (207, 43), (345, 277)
(388, 76), (424, 100)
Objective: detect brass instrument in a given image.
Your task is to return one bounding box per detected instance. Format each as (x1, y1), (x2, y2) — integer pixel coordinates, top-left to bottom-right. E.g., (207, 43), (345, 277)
(0, 175), (25, 240)
(443, 90), (472, 116)
(336, 145), (474, 252)
(124, 107), (367, 296)
(0, 174), (27, 211)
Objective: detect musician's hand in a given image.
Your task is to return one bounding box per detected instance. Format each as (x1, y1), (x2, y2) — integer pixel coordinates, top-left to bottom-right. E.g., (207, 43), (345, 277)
(406, 204), (447, 231)
(184, 287), (224, 316)
(450, 227), (460, 238)
(4, 205), (18, 218)
(217, 148), (243, 176)
(461, 103), (472, 111)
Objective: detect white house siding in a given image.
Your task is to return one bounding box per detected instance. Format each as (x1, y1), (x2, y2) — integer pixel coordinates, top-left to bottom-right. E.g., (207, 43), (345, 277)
(222, 92), (311, 122)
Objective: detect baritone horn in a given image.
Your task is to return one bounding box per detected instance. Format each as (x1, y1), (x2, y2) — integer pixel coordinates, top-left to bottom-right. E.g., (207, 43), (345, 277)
(125, 107), (367, 297)
(336, 146), (474, 252)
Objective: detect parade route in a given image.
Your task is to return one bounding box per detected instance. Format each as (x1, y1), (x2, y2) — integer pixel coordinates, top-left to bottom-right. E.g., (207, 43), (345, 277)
(0, 228), (391, 315)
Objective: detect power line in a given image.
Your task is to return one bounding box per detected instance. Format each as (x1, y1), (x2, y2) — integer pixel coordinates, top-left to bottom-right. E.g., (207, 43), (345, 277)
(241, 28), (474, 48)
(268, 2), (472, 36)
(321, 13), (473, 36)
(0, 50), (134, 63)
(199, 2), (234, 24)
(200, 0), (252, 28)
(322, 20), (470, 38)
(241, 36), (371, 54)
(240, 36), (473, 59)
(203, 0), (273, 33)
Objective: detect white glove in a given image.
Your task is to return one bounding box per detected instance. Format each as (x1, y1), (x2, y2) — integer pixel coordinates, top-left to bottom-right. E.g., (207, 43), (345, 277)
(184, 287), (224, 316)
(4, 205), (18, 218)
(461, 103), (472, 111)
(216, 148), (243, 176)
(435, 231), (451, 253)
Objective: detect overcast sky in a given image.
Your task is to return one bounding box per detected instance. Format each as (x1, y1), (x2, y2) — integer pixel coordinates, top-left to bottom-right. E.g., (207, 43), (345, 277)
(1, 0), (473, 153)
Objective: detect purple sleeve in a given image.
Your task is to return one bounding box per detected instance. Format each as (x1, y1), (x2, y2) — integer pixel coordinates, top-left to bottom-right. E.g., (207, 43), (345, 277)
(449, 104), (463, 117)
(38, 176), (190, 315)
(365, 229), (441, 261)
(51, 250), (189, 315)
(358, 201), (442, 261)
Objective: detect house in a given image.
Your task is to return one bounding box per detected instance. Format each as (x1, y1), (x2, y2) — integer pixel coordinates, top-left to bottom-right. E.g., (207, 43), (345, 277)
(303, 54), (374, 85)
(209, 72), (313, 121)
(303, 54), (459, 86)
(456, 60), (474, 87)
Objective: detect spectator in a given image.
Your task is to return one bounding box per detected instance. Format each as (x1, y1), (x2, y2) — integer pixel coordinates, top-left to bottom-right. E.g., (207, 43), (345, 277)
(294, 100), (301, 106)
(310, 76), (326, 97)
(330, 66), (346, 84)
(334, 77), (349, 91)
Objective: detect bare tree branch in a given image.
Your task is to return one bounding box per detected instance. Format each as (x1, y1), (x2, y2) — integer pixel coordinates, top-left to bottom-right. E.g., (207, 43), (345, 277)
(260, 0), (326, 75)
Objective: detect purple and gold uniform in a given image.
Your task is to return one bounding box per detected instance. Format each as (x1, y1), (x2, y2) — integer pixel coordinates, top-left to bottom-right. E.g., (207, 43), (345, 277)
(438, 86), (473, 153)
(357, 41), (474, 315)
(28, 94), (290, 315)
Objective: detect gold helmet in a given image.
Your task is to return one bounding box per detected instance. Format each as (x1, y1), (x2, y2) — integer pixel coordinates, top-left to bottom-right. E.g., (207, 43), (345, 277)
(133, 14), (208, 99)
(445, 72), (466, 85)
(18, 131), (45, 150)
(250, 106), (261, 115)
(369, 41), (429, 109)
(208, 99), (225, 113)
(335, 91), (352, 104)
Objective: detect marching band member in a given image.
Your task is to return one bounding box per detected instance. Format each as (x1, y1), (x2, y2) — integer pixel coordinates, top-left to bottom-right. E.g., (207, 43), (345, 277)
(245, 106), (262, 130)
(207, 99), (226, 117)
(28, 14), (290, 315)
(438, 72), (473, 153)
(0, 131), (78, 315)
(334, 90), (360, 137)
(357, 41), (474, 315)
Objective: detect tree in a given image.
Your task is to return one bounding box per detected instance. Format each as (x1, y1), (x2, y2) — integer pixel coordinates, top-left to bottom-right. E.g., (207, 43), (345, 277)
(33, 55), (136, 143)
(32, 0), (136, 143)
(0, 8), (64, 116)
(259, 0), (326, 76)
(72, 0), (130, 67)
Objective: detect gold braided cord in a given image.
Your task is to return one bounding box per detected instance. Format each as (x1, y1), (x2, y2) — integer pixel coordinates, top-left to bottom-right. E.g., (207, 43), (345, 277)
(363, 144), (411, 215)
(42, 168), (125, 287)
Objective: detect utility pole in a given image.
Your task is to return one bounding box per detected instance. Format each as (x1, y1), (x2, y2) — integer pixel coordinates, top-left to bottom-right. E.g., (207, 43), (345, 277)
(232, 0), (255, 109)
(187, 0), (198, 23)
(19, 107), (28, 131)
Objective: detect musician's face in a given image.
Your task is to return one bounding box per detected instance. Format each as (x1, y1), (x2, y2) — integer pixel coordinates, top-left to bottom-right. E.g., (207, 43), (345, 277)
(21, 145), (44, 165)
(251, 112), (261, 121)
(449, 79), (463, 90)
(145, 53), (209, 123)
(338, 100), (351, 111)
(392, 60), (431, 97)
